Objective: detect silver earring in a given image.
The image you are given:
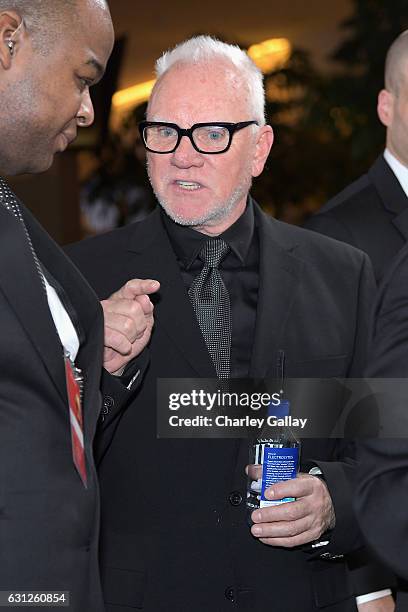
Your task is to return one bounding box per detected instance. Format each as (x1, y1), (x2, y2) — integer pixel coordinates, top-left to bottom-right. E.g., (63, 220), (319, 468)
(7, 41), (14, 55)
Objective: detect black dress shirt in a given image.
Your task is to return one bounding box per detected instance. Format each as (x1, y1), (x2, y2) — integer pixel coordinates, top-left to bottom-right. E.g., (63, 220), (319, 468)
(161, 201), (259, 377)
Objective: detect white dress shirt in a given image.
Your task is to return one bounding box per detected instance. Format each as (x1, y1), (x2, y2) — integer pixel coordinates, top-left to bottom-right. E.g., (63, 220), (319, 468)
(384, 147), (408, 198)
(44, 276), (79, 361)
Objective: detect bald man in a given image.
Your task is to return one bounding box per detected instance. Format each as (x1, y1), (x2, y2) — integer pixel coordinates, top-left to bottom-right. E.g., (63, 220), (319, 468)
(0, 1), (157, 610)
(305, 30), (408, 284)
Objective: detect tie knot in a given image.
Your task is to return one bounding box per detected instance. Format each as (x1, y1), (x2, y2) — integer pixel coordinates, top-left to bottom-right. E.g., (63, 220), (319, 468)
(199, 238), (230, 268)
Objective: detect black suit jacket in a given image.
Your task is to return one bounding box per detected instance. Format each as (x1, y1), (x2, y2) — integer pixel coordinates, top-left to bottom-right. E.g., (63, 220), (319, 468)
(355, 243), (408, 610)
(67, 201), (376, 611)
(304, 155), (408, 283)
(0, 200), (123, 611)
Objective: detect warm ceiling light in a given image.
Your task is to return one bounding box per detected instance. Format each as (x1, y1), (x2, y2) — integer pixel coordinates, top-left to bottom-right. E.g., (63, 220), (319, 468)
(112, 79), (156, 109)
(111, 37), (291, 114)
(248, 38), (291, 73)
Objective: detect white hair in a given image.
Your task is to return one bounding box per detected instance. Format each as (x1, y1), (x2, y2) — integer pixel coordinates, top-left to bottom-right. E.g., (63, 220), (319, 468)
(154, 35), (266, 125)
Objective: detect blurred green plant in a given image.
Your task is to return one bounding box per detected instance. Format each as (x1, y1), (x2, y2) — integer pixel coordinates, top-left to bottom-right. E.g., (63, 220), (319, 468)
(256, 0), (408, 222)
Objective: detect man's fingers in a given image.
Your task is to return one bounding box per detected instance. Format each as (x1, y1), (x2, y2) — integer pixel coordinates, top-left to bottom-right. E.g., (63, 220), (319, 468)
(249, 474), (335, 548)
(101, 280), (158, 370)
(251, 515), (311, 540)
(264, 476), (313, 501)
(134, 293), (155, 316)
(104, 347), (121, 365)
(252, 499), (307, 525)
(114, 279), (160, 300)
(103, 309), (148, 342)
(102, 296), (153, 320)
(246, 472), (314, 502)
(257, 533), (311, 548)
(104, 326), (133, 356)
(102, 298), (152, 334)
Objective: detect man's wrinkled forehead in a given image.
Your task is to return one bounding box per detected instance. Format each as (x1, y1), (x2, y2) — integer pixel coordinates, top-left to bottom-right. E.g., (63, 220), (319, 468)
(148, 60), (249, 119)
(156, 59), (244, 91)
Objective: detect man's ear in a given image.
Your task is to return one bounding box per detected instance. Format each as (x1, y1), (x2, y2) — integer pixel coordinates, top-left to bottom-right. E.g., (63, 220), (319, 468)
(0, 11), (24, 70)
(377, 89), (394, 128)
(252, 125), (274, 178)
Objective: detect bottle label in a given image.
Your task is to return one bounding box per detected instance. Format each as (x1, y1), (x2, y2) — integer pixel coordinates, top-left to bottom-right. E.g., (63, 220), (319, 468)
(260, 446), (299, 507)
(272, 398), (290, 418)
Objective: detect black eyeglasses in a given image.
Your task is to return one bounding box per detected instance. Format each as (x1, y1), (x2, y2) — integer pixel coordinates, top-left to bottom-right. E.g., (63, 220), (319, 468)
(138, 120), (259, 154)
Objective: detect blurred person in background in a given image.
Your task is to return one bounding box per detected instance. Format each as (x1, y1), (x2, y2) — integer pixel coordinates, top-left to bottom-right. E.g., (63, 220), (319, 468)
(80, 103), (155, 235)
(305, 31), (408, 284)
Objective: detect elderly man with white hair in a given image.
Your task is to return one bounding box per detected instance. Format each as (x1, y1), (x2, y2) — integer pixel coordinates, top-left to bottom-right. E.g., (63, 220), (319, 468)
(68, 36), (392, 611)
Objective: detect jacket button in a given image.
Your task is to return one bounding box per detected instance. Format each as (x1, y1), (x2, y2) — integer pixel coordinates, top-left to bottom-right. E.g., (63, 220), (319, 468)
(228, 491), (243, 506)
(225, 587), (235, 601)
(103, 396), (114, 411)
(101, 396), (114, 422)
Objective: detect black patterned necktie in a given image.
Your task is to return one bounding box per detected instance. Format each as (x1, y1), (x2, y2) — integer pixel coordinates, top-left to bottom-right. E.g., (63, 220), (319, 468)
(0, 177), (46, 290)
(188, 238), (231, 379)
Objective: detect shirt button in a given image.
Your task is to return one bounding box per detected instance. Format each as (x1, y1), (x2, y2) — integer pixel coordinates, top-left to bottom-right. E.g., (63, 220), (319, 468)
(228, 491), (243, 506)
(225, 587), (235, 602)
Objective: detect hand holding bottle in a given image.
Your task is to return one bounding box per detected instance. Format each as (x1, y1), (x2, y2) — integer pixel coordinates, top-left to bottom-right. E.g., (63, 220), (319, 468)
(249, 472), (335, 547)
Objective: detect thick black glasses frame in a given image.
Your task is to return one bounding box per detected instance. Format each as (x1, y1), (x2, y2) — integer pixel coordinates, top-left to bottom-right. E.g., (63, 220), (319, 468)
(138, 120), (259, 154)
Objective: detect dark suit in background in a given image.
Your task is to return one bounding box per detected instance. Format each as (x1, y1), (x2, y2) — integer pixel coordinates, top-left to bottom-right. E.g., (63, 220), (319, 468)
(355, 243), (408, 610)
(68, 201), (380, 612)
(304, 156), (408, 282)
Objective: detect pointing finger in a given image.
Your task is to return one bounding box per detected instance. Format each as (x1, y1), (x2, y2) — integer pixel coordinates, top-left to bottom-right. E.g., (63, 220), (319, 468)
(116, 279), (160, 300)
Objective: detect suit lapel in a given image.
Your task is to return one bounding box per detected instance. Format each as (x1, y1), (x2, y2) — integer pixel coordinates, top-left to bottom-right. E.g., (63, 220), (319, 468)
(249, 203), (304, 379)
(21, 203), (104, 435)
(126, 209), (216, 377)
(391, 209), (408, 241)
(0, 203), (67, 402)
(369, 155), (408, 241)
(128, 205), (305, 380)
(22, 203), (101, 349)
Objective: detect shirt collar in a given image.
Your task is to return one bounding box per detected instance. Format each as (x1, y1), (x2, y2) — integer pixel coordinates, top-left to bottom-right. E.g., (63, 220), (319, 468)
(384, 148), (408, 199)
(161, 198), (255, 268)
